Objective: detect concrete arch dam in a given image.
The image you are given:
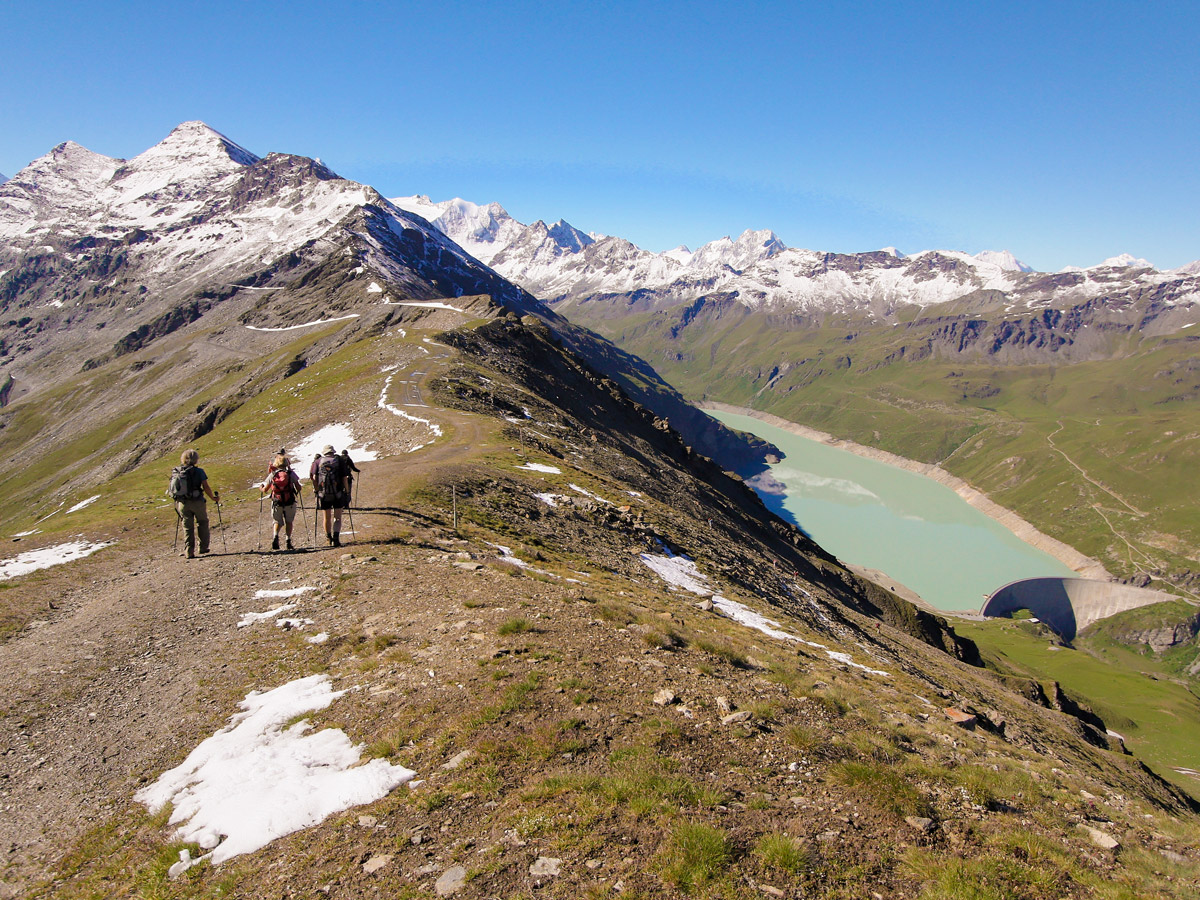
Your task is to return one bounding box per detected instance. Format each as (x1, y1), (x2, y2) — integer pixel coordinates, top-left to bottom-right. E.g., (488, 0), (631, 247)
(981, 577), (1181, 641)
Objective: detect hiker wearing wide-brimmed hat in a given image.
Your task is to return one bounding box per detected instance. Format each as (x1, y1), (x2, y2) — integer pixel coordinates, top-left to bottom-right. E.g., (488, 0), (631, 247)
(168, 448), (220, 558)
(311, 444), (349, 547)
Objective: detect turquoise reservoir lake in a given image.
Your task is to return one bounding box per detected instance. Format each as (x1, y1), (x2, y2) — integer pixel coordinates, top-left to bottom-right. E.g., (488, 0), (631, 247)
(709, 410), (1078, 612)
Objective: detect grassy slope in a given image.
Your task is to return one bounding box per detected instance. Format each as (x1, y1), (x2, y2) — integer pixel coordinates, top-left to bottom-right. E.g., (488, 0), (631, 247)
(956, 614), (1200, 791)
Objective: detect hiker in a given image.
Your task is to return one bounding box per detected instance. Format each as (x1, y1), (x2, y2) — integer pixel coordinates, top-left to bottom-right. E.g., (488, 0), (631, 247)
(341, 449), (361, 505)
(260, 453), (302, 550)
(169, 448), (219, 559)
(312, 444), (349, 547)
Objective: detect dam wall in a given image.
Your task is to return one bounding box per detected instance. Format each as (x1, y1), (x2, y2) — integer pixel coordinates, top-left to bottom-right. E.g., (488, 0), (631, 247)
(981, 577), (1181, 641)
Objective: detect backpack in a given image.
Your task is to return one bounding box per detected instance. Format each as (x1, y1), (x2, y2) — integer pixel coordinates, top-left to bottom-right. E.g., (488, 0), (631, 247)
(315, 455), (343, 503)
(269, 468), (295, 505)
(168, 465), (202, 502)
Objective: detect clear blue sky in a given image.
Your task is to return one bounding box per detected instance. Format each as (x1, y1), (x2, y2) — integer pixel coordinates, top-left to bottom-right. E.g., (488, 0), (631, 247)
(3, 1), (1197, 271)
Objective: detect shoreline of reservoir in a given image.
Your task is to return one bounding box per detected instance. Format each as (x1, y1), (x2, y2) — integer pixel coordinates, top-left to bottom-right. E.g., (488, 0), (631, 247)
(703, 401), (1112, 584)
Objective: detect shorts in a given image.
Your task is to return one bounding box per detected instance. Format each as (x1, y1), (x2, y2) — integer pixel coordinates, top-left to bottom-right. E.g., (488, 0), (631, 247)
(317, 491), (348, 510)
(271, 501), (298, 527)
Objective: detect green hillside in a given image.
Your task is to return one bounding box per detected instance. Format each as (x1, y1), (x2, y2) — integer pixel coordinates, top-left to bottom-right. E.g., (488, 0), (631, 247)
(567, 298), (1200, 589)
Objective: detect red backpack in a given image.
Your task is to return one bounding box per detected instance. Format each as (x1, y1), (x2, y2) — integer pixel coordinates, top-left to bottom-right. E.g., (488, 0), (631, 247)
(269, 468), (295, 504)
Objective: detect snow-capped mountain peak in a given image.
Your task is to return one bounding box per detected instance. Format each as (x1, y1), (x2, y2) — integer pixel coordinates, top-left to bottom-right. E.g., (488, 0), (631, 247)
(1058, 254), (1157, 274)
(390, 195), (526, 266)
(147, 120), (259, 169)
(1097, 253), (1155, 270)
(690, 229), (784, 271)
(546, 219), (593, 253)
(974, 249), (1033, 272)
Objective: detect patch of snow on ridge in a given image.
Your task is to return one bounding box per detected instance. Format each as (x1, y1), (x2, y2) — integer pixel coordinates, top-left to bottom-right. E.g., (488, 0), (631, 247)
(0, 541), (113, 580)
(712, 596), (889, 676)
(639, 551), (711, 596)
(67, 494), (101, 513)
(378, 374), (444, 444)
(515, 463), (561, 474)
(245, 314), (359, 332)
(288, 425), (378, 476)
(135, 674), (416, 867)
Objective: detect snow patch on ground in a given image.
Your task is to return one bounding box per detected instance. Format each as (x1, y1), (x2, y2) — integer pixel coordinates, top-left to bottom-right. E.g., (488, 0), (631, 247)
(713, 596), (889, 676)
(641, 550), (889, 676)
(255, 586), (318, 600)
(382, 300), (461, 311)
(639, 551), (710, 595)
(67, 495), (101, 513)
(135, 675), (416, 869)
(515, 463), (561, 474)
(245, 314), (359, 332)
(0, 540), (113, 581)
(288, 425), (378, 478)
(238, 604), (296, 628)
(378, 374), (444, 444)
(569, 484), (611, 504)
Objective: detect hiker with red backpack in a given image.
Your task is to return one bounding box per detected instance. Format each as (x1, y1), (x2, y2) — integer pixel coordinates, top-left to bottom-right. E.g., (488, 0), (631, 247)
(260, 453), (302, 551)
(312, 445), (350, 547)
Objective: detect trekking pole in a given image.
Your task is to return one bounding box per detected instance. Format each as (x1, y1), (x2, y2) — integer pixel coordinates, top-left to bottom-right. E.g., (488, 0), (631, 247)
(215, 499), (228, 553)
(297, 492), (312, 546)
(257, 494), (264, 551)
(173, 507), (181, 553)
(345, 504), (355, 543)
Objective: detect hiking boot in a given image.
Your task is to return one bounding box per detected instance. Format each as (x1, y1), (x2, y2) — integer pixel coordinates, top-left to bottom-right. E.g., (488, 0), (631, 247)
(332, 533), (341, 548)
(199, 547), (210, 555)
(286, 538), (294, 551)
(186, 551), (195, 559)
(271, 535), (279, 551)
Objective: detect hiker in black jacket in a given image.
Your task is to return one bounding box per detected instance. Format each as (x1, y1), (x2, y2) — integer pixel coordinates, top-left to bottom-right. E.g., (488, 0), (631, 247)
(341, 449), (361, 506)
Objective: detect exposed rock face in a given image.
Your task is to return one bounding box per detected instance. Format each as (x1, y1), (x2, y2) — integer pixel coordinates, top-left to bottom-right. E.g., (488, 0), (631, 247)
(1117, 613), (1200, 653)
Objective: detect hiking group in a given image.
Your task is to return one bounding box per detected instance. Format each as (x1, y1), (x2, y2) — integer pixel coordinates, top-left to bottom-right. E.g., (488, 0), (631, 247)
(168, 444), (360, 556)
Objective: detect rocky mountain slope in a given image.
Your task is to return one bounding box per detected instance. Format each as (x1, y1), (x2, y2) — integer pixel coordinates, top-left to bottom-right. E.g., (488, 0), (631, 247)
(2, 123), (1198, 898)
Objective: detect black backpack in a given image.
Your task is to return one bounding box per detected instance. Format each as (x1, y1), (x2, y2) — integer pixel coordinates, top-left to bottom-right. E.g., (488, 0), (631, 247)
(315, 455), (342, 502)
(168, 465), (202, 502)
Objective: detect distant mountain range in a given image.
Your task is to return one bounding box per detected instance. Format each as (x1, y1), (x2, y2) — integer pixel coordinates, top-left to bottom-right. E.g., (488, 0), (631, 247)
(393, 195), (1200, 323)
